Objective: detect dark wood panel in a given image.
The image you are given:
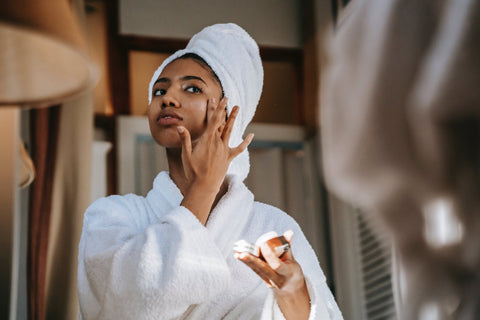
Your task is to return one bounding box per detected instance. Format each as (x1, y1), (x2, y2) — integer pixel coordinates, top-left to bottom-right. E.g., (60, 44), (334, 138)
(106, 0), (130, 115)
(28, 106), (61, 320)
(119, 36), (187, 54)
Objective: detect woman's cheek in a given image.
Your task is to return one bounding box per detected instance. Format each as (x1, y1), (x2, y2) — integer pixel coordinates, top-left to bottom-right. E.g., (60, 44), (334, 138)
(188, 98), (209, 120)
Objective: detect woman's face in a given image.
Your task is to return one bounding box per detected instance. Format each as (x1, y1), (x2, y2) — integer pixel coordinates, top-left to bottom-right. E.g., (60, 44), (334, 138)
(148, 58), (223, 148)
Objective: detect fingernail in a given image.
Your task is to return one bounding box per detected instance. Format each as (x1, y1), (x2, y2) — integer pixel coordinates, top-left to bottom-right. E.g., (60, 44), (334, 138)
(177, 126), (185, 133)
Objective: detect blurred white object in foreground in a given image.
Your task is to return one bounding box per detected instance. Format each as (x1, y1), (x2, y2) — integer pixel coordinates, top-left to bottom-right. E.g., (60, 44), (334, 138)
(321, 0), (480, 319)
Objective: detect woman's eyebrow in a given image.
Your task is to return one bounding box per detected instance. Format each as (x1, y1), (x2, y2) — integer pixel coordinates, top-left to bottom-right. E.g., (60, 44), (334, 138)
(154, 77), (170, 85)
(154, 75), (207, 86)
(181, 75), (207, 86)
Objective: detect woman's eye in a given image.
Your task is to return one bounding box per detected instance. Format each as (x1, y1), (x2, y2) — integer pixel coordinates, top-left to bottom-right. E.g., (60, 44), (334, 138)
(153, 89), (166, 96)
(186, 86), (202, 94)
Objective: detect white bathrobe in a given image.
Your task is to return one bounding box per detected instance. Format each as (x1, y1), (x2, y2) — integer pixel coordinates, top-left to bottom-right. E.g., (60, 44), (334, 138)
(78, 172), (342, 320)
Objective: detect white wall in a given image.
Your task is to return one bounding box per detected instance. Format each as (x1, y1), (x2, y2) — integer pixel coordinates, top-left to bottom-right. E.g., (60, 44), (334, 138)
(120, 0), (302, 48)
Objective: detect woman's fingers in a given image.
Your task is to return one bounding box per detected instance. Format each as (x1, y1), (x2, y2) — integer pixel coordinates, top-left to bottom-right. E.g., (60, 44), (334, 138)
(217, 105), (227, 135)
(261, 242), (285, 273)
(235, 252), (285, 288)
(206, 98), (218, 126)
(221, 105), (239, 141)
(215, 97), (228, 124)
(235, 253), (271, 285)
(283, 230), (294, 242)
(207, 97), (227, 133)
(259, 231), (296, 276)
(177, 126), (192, 157)
(229, 133), (254, 159)
(235, 231), (302, 292)
(235, 232), (307, 298)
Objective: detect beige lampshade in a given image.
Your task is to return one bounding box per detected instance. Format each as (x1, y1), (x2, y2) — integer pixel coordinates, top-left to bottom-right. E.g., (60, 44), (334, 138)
(0, 0), (97, 108)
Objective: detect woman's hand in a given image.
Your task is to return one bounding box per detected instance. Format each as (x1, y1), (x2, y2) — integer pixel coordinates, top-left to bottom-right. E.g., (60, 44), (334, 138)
(235, 230), (311, 320)
(178, 97), (253, 224)
(178, 97), (252, 192)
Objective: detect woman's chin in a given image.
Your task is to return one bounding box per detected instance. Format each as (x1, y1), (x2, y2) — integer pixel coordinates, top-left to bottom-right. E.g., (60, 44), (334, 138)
(149, 129), (182, 148)
(159, 141), (182, 149)
(151, 136), (182, 149)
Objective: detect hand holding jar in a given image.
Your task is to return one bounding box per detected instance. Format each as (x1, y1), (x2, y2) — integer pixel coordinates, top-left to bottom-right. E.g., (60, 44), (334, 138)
(234, 230), (311, 320)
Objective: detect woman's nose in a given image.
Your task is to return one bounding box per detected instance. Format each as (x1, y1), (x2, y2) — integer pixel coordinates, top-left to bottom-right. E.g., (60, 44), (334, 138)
(161, 94), (180, 109)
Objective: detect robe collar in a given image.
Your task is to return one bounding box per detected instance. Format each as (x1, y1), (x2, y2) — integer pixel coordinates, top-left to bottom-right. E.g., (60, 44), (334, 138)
(148, 171), (255, 257)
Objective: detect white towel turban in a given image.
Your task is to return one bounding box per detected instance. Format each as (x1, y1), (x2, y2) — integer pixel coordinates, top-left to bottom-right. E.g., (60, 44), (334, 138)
(148, 23), (264, 181)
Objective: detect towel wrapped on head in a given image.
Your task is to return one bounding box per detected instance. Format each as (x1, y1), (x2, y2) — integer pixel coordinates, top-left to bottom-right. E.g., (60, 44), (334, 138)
(148, 23), (264, 181)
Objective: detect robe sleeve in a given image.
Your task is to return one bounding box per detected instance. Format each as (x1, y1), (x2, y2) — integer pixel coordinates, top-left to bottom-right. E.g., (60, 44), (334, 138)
(260, 221), (343, 320)
(77, 195), (230, 320)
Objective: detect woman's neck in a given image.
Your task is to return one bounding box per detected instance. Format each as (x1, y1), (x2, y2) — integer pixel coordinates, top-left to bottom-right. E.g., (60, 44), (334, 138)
(166, 148), (190, 195)
(166, 148), (228, 212)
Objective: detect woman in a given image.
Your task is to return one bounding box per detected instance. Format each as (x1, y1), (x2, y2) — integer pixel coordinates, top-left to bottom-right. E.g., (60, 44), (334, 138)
(78, 23), (342, 320)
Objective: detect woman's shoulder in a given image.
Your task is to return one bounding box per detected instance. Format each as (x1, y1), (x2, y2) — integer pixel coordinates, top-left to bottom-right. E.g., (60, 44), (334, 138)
(88, 193), (146, 212)
(83, 193), (149, 227)
(251, 201), (300, 230)
(252, 201), (285, 214)
(252, 201), (291, 217)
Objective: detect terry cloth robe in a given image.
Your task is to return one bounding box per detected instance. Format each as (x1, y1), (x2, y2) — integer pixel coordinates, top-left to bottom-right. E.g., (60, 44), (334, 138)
(78, 172), (343, 320)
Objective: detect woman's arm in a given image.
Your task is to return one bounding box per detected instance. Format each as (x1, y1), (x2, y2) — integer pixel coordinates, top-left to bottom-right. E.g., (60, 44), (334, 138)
(78, 196), (230, 320)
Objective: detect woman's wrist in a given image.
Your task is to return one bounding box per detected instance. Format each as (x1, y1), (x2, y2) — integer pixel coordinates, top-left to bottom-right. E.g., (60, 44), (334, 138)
(181, 179), (220, 225)
(188, 178), (222, 195)
(275, 281), (311, 320)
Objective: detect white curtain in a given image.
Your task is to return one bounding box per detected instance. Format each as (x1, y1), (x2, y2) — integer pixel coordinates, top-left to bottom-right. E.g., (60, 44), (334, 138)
(245, 142), (326, 259)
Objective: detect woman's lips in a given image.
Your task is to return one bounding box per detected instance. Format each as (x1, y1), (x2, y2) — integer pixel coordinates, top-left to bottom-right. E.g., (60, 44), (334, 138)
(158, 116), (181, 126)
(157, 110), (182, 126)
